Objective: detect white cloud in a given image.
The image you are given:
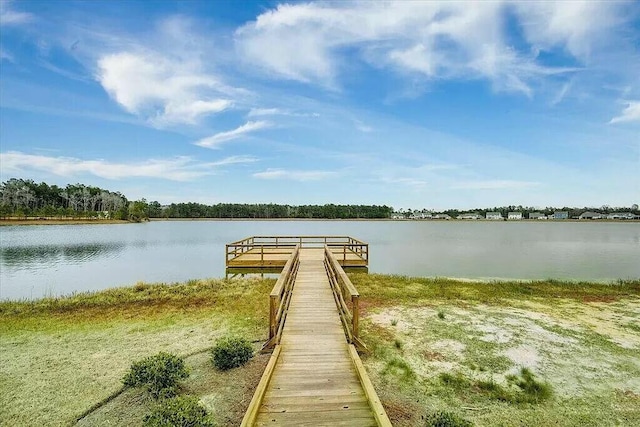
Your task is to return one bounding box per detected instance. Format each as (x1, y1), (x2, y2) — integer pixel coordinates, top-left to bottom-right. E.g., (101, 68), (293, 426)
(451, 180), (539, 190)
(354, 119), (373, 133)
(0, 151), (256, 181)
(236, 1), (625, 94)
(97, 52), (233, 126)
(0, 0), (33, 26)
(252, 168), (336, 181)
(247, 107), (320, 118)
(609, 101), (640, 124)
(194, 120), (271, 149)
(247, 108), (284, 117)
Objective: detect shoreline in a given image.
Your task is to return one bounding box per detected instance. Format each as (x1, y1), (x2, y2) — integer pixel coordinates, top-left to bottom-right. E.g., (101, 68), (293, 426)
(2, 217), (637, 226)
(0, 219), (130, 226)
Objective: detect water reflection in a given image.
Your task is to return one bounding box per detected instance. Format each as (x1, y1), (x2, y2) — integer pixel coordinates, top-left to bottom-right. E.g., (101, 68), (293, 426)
(0, 243), (124, 269)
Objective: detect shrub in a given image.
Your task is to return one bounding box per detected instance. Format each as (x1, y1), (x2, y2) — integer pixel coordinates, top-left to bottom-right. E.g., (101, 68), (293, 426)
(211, 336), (253, 370)
(143, 396), (214, 427)
(425, 411), (473, 427)
(506, 367), (553, 403)
(123, 352), (189, 399)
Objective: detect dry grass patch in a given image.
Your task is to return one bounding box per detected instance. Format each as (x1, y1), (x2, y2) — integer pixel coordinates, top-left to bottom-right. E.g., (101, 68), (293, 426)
(354, 275), (640, 426)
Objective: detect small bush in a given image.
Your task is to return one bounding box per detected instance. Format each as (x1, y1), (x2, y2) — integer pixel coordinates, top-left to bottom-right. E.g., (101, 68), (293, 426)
(143, 396), (214, 427)
(123, 352), (189, 399)
(425, 411), (473, 427)
(506, 367), (553, 403)
(437, 310), (446, 320)
(212, 336), (253, 370)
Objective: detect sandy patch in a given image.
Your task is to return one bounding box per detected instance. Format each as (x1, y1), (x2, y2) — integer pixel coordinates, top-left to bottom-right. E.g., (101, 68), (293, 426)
(503, 345), (540, 370)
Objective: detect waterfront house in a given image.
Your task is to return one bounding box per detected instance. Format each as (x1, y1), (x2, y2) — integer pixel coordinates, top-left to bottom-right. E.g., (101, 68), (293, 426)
(457, 213), (483, 220)
(579, 211), (603, 220)
(528, 212), (546, 220)
(553, 211), (569, 220)
(607, 212), (636, 220)
(486, 212), (504, 220)
(433, 214), (452, 220)
(507, 212), (523, 220)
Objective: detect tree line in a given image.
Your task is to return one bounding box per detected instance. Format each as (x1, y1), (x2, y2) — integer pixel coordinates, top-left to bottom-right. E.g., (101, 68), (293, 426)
(155, 202), (393, 219)
(0, 179), (393, 220)
(0, 178), (144, 220)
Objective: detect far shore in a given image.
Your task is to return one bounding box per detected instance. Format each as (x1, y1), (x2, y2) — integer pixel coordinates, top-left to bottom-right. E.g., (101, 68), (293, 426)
(2, 217), (638, 226)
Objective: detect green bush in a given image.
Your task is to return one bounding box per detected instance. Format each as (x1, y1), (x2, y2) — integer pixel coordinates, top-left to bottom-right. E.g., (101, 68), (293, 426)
(211, 336), (253, 370)
(143, 396), (214, 427)
(506, 367), (553, 403)
(425, 411), (473, 427)
(123, 352), (189, 399)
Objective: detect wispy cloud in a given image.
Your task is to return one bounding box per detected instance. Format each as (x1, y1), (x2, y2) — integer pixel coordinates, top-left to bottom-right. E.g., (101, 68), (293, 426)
(235, 2), (623, 94)
(609, 101), (640, 124)
(247, 107), (320, 118)
(194, 120), (271, 149)
(252, 168), (336, 182)
(354, 119), (373, 133)
(0, 151), (256, 181)
(0, 0), (33, 26)
(451, 180), (539, 190)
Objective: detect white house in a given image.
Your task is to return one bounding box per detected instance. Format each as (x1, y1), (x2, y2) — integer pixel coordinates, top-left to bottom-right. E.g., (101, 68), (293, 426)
(486, 212), (503, 220)
(507, 212), (523, 220)
(433, 214), (452, 220)
(608, 212), (635, 220)
(457, 213), (482, 220)
(528, 212), (546, 220)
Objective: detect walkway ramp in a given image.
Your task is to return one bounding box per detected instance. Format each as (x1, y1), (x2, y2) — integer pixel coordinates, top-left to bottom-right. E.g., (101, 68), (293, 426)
(241, 246), (390, 427)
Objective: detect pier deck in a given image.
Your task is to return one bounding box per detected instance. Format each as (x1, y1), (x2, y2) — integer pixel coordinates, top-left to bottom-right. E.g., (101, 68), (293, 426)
(239, 239), (390, 426)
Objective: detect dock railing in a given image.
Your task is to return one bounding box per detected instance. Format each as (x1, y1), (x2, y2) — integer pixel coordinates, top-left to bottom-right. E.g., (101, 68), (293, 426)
(262, 245), (300, 351)
(226, 236), (368, 266)
(324, 245), (367, 351)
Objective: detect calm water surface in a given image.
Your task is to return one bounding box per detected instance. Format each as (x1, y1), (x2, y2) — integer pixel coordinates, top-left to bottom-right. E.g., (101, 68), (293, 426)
(1, 220), (638, 299)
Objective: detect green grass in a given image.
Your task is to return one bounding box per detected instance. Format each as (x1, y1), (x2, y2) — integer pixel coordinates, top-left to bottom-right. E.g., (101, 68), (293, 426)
(0, 277), (274, 427)
(349, 274), (640, 306)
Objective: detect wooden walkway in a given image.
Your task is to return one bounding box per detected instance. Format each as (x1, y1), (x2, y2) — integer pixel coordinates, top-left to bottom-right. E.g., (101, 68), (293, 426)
(242, 248), (390, 426)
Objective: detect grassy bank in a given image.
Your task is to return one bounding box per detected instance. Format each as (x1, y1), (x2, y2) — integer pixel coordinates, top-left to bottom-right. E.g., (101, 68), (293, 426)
(0, 278), (274, 426)
(350, 275), (640, 426)
(0, 219), (129, 226)
(1, 276), (638, 426)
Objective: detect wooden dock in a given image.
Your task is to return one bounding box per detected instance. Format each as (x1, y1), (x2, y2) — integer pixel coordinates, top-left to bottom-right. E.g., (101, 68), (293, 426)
(239, 239), (390, 427)
(226, 236), (368, 269)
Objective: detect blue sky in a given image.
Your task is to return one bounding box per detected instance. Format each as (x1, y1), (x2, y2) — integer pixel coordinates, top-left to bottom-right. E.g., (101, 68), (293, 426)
(0, 0), (638, 210)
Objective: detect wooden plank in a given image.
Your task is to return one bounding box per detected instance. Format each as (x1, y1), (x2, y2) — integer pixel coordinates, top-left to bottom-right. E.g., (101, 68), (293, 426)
(245, 245), (385, 426)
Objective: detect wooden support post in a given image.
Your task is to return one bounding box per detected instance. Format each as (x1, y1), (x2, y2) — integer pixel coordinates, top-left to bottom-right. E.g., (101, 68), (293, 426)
(352, 295), (359, 340)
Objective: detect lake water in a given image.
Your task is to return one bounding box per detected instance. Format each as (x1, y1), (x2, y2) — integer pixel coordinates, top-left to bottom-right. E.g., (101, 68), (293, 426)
(1, 220), (638, 300)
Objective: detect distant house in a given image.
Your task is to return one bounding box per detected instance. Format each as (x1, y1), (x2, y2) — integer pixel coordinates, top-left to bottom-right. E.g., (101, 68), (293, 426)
(507, 212), (523, 220)
(410, 212), (432, 220)
(486, 212), (503, 220)
(391, 214), (405, 220)
(579, 211), (603, 220)
(553, 211), (569, 220)
(528, 212), (546, 220)
(433, 214), (452, 220)
(457, 213), (483, 220)
(607, 212), (635, 220)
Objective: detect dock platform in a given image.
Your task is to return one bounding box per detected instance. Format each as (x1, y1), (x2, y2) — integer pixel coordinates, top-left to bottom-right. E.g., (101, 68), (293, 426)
(237, 238), (390, 426)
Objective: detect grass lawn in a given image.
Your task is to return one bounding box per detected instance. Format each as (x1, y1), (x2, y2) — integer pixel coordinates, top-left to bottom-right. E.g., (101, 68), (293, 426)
(0, 277), (274, 426)
(1, 275), (638, 426)
(350, 274), (640, 426)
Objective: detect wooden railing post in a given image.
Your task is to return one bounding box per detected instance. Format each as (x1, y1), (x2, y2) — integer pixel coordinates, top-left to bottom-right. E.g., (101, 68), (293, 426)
(352, 295), (359, 340)
(269, 295), (277, 340)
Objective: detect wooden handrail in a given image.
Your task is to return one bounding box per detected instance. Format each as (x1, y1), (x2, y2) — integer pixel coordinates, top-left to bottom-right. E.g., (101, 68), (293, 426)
(324, 245), (366, 351)
(262, 245), (300, 351)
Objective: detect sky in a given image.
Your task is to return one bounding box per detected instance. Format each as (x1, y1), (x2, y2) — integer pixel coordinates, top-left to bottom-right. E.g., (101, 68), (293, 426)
(0, 0), (639, 210)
